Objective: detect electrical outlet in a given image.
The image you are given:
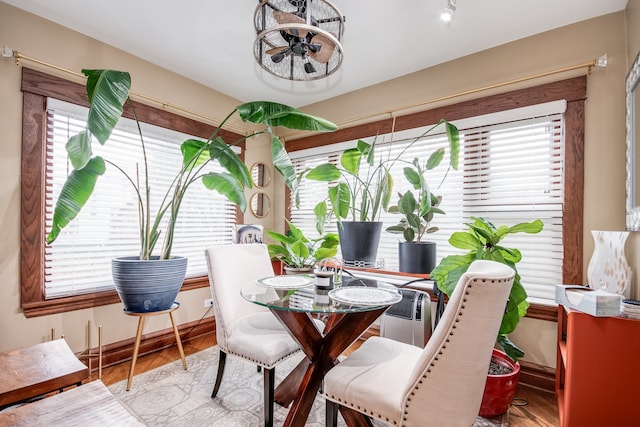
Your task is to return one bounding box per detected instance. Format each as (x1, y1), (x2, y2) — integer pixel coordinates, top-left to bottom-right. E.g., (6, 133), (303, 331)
(204, 298), (214, 308)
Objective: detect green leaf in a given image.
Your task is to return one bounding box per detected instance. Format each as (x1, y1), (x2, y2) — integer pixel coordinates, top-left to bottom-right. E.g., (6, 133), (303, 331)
(448, 231), (482, 250)
(65, 132), (92, 170)
(425, 148), (445, 170)
(180, 139), (209, 168)
(83, 69), (131, 145)
(314, 201), (327, 234)
(386, 225), (406, 234)
(403, 167), (421, 188)
(201, 172), (246, 212)
(445, 121), (460, 170)
(46, 157), (106, 244)
(329, 183), (350, 219)
(306, 163), (342, 181)
(398, 191), (417, 214)
(403, 228), (415, 242)
(271, 136), (298, 202)
(406, 212), (421, 229)
(340, 148), (362, 176)
(290, 240), (310, 259)
(430, 254), (475, 295)
(236, 101), (337, 131)
(497, 335), (525, 362)
(507, 219), (544, 235)
(208, 137), (251, 187)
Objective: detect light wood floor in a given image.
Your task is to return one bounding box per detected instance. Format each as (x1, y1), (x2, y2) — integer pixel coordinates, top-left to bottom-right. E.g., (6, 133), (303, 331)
(100, 335), (559, 426)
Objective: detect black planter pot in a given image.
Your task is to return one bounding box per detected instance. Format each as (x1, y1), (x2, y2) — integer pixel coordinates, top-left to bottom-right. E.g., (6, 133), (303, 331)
(112, 256), (187, 313)
(398, 241), (436, 274)
(338, 221), (382, 267)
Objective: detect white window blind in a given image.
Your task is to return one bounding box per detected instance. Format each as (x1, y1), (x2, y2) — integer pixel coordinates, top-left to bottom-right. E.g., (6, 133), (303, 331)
(44, 99), (236, 299)
(290, 102), (565, 302)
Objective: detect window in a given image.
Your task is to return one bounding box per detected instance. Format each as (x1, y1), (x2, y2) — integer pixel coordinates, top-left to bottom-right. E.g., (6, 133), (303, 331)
(291, 103), (564, 301)
(286, 77), (586, 316)
(21, 68), (244, 317)
(44, 99), (237, 299)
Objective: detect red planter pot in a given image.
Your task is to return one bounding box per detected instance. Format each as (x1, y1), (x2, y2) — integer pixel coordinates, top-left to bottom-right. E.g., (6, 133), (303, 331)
(479, 349), (520, 417)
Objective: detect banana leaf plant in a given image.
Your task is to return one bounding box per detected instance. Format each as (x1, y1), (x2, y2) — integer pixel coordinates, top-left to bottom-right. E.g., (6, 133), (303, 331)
(302, 120), (459, 232)
(45, 69), (337, 260)
(429, 217), (544, 361)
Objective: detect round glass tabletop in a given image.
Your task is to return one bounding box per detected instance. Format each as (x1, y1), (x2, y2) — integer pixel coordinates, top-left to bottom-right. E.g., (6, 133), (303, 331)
(241, 276), (402, 314)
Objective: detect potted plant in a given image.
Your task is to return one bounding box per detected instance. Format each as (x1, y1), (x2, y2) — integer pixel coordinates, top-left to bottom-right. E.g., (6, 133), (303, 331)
(45, 69), (337, 312)
(385, 151), (450, 274)
(302, 120), (459, 267)
(429, 216), (543, 416)
(266, 221), (339, 274)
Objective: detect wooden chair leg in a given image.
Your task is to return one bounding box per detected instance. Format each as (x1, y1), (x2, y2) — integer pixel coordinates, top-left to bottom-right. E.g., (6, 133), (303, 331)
(263, 367), (275, 427)
(326, 400), (339, 427)
(211, 350), (227, 398)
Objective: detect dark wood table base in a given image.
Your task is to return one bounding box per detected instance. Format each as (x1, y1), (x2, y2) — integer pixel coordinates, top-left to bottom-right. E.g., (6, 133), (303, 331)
(271, 307), (388, 427)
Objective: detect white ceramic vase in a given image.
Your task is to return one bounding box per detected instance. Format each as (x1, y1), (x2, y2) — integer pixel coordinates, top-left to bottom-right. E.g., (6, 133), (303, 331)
(586, 230), (632, 298)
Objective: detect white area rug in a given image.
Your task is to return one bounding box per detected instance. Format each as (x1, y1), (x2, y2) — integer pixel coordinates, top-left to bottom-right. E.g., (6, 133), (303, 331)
(108, 346), (508, 426)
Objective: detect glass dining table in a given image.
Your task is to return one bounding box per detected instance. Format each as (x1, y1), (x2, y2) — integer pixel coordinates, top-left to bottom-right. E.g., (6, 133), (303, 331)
(241, 275), (402, 427)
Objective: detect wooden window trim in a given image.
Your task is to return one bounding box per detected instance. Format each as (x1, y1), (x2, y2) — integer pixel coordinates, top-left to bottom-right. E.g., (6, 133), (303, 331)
(20, 68), (245, 318)
(286, 76), (586, 322)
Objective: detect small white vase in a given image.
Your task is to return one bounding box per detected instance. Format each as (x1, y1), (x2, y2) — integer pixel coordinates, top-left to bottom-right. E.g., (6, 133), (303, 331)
(586, 230), (632, 298)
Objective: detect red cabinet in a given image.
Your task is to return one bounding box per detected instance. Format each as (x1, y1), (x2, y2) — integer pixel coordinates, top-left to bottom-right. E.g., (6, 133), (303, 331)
(556, 306), (640, 427)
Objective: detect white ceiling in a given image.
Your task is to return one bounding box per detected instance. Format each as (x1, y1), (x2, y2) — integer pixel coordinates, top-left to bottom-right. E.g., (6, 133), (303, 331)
(3, 0), (628, 108)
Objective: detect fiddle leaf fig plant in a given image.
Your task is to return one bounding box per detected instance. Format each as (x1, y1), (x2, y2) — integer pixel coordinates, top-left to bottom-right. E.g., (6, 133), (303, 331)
(430, 217), (544, 361)
(45, 69), (337, 260)
(386, 150), (449, 243)
(266, 221), (339, 269)
(303, 120), (459, 233)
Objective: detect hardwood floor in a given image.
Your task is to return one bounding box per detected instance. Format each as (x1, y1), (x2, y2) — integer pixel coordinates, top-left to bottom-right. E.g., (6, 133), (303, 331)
(100, 334), (559, 426)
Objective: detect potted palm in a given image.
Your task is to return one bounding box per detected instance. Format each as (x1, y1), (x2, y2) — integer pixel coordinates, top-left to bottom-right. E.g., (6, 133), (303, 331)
(45, 69), (337, 312)
(429, 216), (543, 416)
(266, 221), (339, 274)
(385, 152), (450, 273)
(302, 120), (459, 267)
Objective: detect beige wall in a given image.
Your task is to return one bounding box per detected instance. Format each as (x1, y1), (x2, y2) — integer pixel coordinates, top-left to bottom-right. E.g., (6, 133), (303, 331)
(0, 2), (636, 370)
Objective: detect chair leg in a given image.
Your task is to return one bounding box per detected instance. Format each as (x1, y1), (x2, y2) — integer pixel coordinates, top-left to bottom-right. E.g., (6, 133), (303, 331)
(263, 367), (275, 427)
(211, 350), (227, 398)
(326, 400), (338, 427)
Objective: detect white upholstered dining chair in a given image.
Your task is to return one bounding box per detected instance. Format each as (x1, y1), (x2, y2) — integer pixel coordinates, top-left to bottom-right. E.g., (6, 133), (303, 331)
(323, 260), (515, 427)
(205, 244), (322, 427)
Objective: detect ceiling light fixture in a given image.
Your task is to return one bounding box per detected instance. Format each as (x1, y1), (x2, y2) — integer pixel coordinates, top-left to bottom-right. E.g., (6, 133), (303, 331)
(254, 0), (345, 81)
(440, 0), (456, 23)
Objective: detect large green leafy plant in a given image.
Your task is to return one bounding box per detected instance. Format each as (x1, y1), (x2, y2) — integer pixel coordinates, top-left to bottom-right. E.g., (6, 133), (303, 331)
(430, 217), (544, 361)
(302, 120), (459, 232)
(385, 151), (450, 242)
(46, 69), (337, 260)
(266, 221), (339, 269)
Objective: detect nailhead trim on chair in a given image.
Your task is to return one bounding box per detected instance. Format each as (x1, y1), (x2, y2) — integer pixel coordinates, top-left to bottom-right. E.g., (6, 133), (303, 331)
(222, 347), (300, 369)
(326, 276), (512, 426)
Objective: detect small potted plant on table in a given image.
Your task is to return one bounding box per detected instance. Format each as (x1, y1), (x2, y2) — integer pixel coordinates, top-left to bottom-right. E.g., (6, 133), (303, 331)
(266, 221), (339, 274)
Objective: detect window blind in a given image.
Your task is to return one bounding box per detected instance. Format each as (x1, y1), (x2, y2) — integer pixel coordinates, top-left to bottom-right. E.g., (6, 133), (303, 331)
(44, 99), (236, 299)
(290, 102), (565, 302)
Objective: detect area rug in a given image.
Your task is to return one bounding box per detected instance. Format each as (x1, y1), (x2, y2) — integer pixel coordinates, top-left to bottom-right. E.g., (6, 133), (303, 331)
(108, 346), (508, 426)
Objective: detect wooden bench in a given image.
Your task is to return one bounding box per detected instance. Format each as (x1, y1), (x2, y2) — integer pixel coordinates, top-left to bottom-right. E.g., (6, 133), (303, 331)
(0, 380), (143, 425)
(0, 339), (88, 409)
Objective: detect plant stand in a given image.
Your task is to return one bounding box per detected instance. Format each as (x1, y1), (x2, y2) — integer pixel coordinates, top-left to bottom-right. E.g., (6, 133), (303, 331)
(124, 302), (187, 391)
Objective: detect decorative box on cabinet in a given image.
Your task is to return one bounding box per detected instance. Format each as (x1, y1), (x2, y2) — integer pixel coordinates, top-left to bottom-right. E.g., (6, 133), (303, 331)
(556, 305), (640, 427)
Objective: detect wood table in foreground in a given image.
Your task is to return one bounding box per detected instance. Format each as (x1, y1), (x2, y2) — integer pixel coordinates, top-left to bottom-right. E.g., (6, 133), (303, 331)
(0, 380), (143, 426)
(0, 339), (88, 409)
